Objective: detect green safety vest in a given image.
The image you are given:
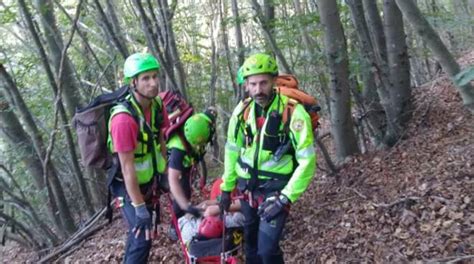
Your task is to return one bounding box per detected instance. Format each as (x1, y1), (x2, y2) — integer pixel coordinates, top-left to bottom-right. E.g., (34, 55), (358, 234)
(107, 94), (166, 185)
(221, 93), (317, 203)
(166, 133), (200, 169)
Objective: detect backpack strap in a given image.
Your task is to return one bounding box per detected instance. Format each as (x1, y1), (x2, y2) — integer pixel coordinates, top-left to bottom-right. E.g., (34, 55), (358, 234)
(153, 98), (167, 168)
(282, 98), (298, 130)
(234, 98), (253, 142)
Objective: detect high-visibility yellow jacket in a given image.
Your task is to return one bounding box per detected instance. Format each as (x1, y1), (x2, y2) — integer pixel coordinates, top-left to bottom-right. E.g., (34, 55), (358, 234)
(107, 94), (167, 185)
(221, 93), (316, 203)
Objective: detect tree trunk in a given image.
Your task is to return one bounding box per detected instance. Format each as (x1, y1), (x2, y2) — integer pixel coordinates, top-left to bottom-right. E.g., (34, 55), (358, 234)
(0, 88), (65, 239)
(292, 0), (331, 115)
(34, 0), (83, 118)
(0, 165), (60, 247)
(318, 0), (360, 161)
(19, 0), (88, 232)
(383, 0), (412, 145)
(132, 0), (180, 94)
(92, 0), (129, 59)
(218, 0), (240, 102)
(157, 0), (188, 100)
(395, 0), (474, 112)
(346, 0), (386, 144)
(209, 10), (220, 161)
(250, 0), (292, 74)
(231, 0), (245, 67)
(362, 0), (400, 147)
(36, 0), (94, 216)
(231, 0), (246, 101)
(263, 0), (275, 50)
(104, 0), (129, 57)
(53, 1), (116, 90)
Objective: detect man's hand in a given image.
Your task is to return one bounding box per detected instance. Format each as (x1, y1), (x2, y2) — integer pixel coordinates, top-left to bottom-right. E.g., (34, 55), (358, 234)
(219, 191), (231, 213)
(258, 194), (290, 222)
(133, 203), (152, 240)
(186, 205), (203, 218)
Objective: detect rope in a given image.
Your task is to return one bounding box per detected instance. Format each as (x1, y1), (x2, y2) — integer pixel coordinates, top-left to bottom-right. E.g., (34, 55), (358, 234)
(167, 194), (191, 264)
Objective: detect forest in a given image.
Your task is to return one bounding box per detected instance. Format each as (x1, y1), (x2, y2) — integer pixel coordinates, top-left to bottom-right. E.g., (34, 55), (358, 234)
(0, 0), (473, 262)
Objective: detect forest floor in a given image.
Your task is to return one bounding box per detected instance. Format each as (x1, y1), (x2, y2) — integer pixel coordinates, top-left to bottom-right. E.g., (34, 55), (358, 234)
(1, 52), (473, 263)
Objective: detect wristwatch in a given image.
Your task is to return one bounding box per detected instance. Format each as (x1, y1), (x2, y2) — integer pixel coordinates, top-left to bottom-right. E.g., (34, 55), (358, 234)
(279, 194), (290, 205)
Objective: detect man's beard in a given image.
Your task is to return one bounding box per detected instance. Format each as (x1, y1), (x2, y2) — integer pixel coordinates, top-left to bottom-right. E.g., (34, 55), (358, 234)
(254, 92), (274, 107)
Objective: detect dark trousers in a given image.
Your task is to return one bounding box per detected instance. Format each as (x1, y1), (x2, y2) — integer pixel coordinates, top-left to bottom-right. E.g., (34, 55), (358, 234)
(171, 172), (192, 219)
(111, 180), (152, 264)
(240, 198), (288, 264)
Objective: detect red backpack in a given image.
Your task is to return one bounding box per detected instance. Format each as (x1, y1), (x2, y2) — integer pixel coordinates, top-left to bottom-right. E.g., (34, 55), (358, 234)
(158, 91), (209, 193)
(159, 90), (194, 141)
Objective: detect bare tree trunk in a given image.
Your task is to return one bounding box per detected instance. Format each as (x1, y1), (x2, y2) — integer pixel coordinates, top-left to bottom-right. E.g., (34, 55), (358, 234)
(209, 9), (220, 161)
(19, 0), (88, 233)
(231, 0), (246, 101)
(34, 0), (83, 118)
(218, 0), (240, 102)
(132, 0), (181, 95)
(292, 0), (331, 115)
(209, 27), (218, 108)
(92, 0), (129, 59)
(231, 0), (245, 67)
(396, 0), (474, 112)
(346, 0), (386, 144)
(0, 165), (59, 247)
(362, 0), (401, 147)
(263, 0), (276, 50)
(0, 87), (65, 239)
(318, 0), (360, 161)
(34, 0), (94, 216)
(104, 0), (129, 57)
(157, 0), (188, 100)
(250, 0), (292, 74)
(383, 0), (412, 145)
(53, 1), (116, 90)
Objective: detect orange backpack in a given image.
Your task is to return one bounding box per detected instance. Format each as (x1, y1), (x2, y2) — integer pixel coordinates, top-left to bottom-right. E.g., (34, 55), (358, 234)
(243, 74), (320, 131)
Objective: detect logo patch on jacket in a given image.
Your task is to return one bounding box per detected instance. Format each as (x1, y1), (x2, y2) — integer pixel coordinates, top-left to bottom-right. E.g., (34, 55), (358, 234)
(292, 119), (304, 132)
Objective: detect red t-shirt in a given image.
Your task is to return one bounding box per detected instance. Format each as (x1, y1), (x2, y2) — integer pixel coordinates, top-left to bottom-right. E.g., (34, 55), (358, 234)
(210, 178), (238, 201)
(110, 104), (169, 153)
(210, 178), (224, 201)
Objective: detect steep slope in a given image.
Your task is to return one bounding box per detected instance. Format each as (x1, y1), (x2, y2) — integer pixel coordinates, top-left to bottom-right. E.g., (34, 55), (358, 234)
(1, 52), (473, 263)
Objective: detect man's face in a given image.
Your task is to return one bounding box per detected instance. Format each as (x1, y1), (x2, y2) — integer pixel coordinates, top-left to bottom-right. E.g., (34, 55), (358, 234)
(246, 74), (275, 108)
(133, 70), (160, 99)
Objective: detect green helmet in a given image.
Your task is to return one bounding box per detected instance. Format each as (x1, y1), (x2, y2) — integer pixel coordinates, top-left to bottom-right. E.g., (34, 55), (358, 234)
(236, 66), (244, 85)
(183, 113), (213, 147)
(241, 53), (278, 78)
(123, 53), (160, 84)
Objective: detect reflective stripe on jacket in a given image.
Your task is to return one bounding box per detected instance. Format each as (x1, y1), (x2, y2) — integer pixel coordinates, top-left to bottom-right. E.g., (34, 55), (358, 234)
(221, 93), (317, 202)
(107, 94), (166, 185)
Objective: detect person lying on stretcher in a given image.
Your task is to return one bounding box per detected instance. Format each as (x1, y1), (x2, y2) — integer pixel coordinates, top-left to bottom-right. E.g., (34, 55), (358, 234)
(178, 178), (244, 244)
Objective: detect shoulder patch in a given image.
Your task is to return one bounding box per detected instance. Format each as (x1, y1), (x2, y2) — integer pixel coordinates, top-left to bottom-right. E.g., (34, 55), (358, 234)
(292, 119), (304, 132)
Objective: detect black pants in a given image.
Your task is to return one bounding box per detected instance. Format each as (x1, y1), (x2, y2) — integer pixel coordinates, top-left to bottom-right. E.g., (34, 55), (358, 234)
(170, 172), (192, 219)
(240, 195), (288, 264)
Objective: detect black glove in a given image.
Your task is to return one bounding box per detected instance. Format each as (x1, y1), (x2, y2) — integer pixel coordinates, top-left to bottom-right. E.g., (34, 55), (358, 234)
(258, 194), (290, 222)
(219, 191), (232, 213)
(133, 203), (152, 239)
(186, 205), (202, 218)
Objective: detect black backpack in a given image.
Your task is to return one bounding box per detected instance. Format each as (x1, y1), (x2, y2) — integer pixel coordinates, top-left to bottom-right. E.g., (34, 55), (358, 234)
(72, 86), (134, 170)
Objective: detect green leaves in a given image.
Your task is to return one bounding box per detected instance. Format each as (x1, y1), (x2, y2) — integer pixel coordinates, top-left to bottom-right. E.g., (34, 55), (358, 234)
(453, 66), (474, 86)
